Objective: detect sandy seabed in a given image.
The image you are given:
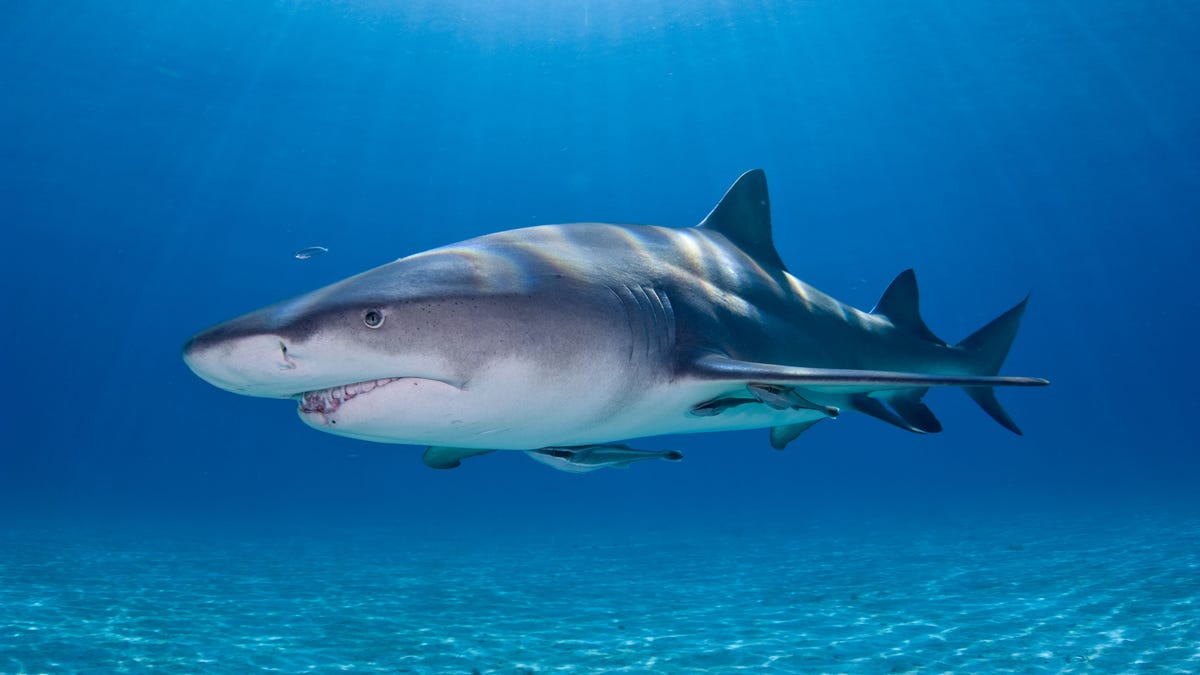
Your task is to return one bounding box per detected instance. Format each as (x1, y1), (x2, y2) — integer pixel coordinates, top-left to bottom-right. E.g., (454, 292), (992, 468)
(1, 513), (1197, 673)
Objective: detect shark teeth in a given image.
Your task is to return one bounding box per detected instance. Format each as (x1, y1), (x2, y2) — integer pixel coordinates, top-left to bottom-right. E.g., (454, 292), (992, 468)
(300, 378), (401, 415)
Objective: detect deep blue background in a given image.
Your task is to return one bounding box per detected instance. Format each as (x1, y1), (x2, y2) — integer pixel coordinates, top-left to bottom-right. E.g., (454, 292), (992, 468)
(3, 0), (1197, 528)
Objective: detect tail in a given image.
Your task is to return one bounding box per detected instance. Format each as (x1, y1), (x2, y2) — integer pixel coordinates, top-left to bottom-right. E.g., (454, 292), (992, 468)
(956, 297), (1030, 434)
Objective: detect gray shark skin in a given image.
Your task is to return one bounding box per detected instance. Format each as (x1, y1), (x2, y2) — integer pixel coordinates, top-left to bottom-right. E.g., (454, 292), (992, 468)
(183, 170), (1048, 469)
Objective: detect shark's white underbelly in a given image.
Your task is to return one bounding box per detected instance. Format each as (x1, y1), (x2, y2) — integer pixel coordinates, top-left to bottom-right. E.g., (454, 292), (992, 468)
(299, 355), (821, 449)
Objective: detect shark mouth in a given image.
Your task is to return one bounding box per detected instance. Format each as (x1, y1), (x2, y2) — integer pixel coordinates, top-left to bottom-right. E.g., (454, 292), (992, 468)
(299, 378), (402, 415)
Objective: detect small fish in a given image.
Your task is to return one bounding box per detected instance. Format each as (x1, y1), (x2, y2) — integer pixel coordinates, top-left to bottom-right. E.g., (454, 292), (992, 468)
(293, 246), (328, 260)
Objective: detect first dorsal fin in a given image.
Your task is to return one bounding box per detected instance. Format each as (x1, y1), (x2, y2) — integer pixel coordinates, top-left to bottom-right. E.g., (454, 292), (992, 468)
(871, 269), (946, 346)
(697, 169), (788, 271)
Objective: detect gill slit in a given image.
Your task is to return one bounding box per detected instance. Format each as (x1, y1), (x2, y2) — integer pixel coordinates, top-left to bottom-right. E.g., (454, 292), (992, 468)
(608, 284), (676, 364)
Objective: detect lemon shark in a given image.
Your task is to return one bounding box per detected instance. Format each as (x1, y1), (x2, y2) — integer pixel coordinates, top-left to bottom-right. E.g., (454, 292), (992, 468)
(182, 170), (1047, 472)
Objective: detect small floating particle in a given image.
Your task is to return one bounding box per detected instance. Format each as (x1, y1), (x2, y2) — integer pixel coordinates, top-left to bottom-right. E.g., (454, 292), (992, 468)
(294, 246), (328, 260)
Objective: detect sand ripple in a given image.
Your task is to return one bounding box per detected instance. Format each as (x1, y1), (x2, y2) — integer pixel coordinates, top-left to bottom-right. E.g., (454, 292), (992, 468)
(1, 515), (1197, 673)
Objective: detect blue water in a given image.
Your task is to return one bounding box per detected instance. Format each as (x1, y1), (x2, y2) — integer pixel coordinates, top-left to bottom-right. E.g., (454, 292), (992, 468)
(3, 0), (1198, 672)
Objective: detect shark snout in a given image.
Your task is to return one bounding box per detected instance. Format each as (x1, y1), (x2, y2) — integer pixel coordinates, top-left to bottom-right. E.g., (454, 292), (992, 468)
(182, 328), (304, 398)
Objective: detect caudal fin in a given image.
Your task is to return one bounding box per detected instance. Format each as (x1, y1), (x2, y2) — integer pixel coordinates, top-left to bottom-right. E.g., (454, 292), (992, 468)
(956, 297), (1030, 434)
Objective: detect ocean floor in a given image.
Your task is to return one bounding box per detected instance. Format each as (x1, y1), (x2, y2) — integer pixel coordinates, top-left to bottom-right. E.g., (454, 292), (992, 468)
(1, 513), (1197, 674)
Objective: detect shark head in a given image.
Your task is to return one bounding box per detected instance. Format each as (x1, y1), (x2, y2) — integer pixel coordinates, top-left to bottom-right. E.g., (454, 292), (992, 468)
(184, 253), (468, 394)
(182, 251), (468, 440)
(182, 238), (644, 448)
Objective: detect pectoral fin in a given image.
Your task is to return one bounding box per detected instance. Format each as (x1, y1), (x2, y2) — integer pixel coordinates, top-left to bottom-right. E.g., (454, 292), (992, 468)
(850, 394), (917, 431)
(770, 419), (824, 449)
(884, 389), (942, 433)
(422, 446), (495, 469)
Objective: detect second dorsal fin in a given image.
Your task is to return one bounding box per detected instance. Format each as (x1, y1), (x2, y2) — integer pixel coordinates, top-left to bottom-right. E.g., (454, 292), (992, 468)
(871, 269), (946, 346)
(697, 169), (787, 271)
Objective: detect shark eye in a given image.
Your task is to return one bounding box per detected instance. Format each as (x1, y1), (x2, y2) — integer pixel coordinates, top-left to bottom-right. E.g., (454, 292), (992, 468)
(363, 310), (385, 328)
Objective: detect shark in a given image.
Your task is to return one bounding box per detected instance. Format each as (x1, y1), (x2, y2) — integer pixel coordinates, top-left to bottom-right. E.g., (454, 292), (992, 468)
(182, 170), (1048, 472)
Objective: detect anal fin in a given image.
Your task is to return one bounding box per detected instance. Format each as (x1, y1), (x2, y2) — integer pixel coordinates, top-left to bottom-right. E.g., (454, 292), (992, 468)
(850, 394), (923, 433)
(884, 389), (942, 434)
